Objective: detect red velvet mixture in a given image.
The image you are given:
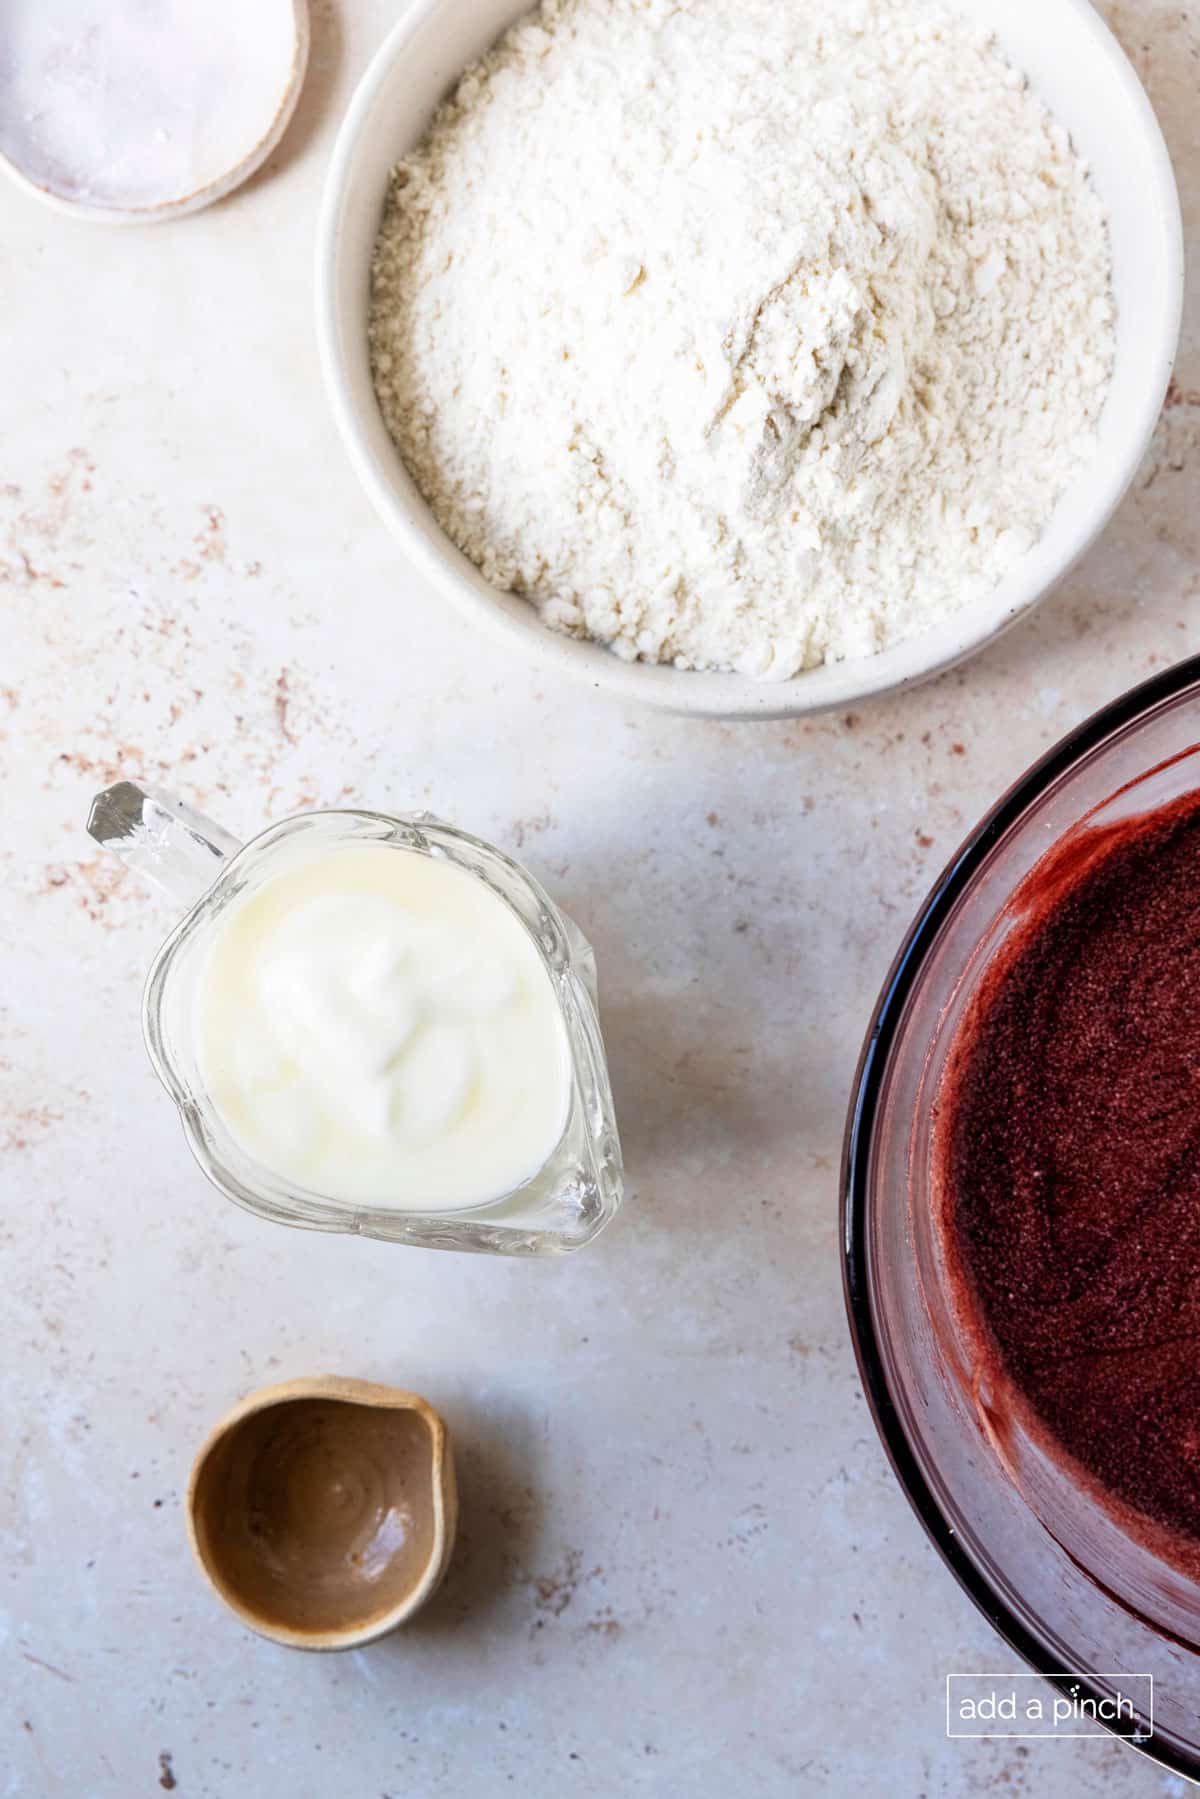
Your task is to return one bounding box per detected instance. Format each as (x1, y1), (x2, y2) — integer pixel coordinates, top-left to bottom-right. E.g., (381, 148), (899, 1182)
(939, 786), (1200, 1547)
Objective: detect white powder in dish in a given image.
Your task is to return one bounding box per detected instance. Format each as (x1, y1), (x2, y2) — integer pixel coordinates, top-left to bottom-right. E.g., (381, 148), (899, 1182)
(0, 0), (302, 214)
(369, 0), (1114, 681)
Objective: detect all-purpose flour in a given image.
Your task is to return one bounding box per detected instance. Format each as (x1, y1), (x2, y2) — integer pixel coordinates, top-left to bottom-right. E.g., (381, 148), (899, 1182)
(369, 0), (1114, 680)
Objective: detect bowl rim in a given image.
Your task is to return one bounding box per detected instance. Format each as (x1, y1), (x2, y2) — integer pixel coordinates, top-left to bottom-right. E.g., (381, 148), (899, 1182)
(840, 651), (1200, 1781)
(314, 0), (1183, 721)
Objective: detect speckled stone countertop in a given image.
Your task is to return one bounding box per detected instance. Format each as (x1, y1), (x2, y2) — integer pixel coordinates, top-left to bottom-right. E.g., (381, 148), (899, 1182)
(3, 3), (1199, 1795)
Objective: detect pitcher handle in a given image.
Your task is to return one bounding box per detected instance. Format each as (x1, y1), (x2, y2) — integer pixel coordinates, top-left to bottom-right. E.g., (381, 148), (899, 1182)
(86, 780), (243, 910)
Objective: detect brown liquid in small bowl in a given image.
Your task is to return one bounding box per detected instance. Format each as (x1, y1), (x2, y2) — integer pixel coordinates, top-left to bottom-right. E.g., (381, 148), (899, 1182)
(188, 1378), (456, 1648)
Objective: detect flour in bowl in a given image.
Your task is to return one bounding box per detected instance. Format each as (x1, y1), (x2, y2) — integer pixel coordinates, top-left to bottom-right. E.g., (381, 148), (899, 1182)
(369, 0), (1114, 680)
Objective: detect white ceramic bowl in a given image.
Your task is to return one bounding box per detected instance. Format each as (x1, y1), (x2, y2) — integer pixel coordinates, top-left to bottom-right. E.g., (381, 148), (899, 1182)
(316, 0), (1182, 720)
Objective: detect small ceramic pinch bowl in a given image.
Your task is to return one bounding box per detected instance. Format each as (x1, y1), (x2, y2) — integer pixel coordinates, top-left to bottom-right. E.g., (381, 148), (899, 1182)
(317, 0), (1181, 720)
(187, 1377), (458, 1650)
(0, 0), (309, 224)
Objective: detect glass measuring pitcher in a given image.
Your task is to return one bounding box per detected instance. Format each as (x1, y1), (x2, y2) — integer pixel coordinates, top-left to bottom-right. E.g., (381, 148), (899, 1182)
(87, 781), (623, 1255)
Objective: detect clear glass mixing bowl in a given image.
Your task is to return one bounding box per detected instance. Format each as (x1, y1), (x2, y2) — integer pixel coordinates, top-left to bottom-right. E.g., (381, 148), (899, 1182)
(842, 655), (1200, 1778)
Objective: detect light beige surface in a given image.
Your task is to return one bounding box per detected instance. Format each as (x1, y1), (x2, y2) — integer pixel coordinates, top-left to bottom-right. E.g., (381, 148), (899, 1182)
(2, 1), (1198, 1794)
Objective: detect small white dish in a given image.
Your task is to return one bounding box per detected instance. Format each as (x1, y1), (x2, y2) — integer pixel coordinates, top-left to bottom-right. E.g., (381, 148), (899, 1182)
(317, 0), (1182, 720)
(0, 0), (310, 224)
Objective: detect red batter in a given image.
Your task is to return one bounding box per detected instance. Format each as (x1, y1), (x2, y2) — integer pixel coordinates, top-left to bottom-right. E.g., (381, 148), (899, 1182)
(938, 782), (1200, 1552)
